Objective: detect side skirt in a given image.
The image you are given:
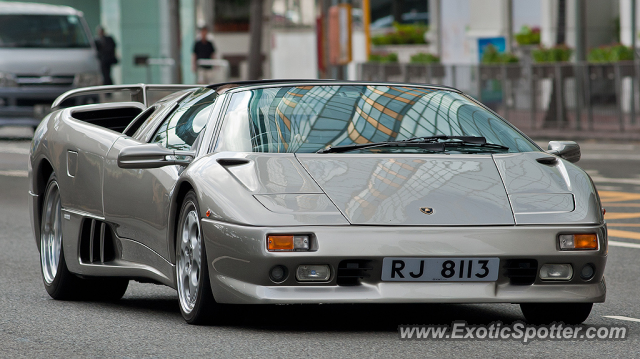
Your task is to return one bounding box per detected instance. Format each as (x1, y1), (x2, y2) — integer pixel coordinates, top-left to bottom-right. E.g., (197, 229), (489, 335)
(61, 208), (176, 288)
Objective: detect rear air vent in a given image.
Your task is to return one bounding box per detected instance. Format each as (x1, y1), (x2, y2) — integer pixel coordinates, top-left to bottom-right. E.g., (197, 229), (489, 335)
(503, 259), (538, 285)
(79, 218), (118, 264)
(337, 260), (373, 286)
(72, 107), (143, 133)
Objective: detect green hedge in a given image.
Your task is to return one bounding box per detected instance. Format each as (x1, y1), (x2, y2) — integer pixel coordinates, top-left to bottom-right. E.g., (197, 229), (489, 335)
(481, 44), (519, 64)
(410, 53), (440, 64)
(515, 26), (541, 46)
(368, 53), (399, 63)
(532, 44), (573, 62)
(371, 23), (428, 45)
(587, 44), (633, 62)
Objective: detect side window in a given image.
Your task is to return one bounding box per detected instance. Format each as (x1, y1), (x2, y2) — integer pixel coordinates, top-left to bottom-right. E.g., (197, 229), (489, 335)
(215, 91), (253, 152)
(151, 89), (217, 151)
(124, 106), (156, 137)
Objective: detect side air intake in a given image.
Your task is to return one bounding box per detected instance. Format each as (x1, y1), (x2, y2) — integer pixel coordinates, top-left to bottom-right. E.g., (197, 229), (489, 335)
(79, 218), (118, 264)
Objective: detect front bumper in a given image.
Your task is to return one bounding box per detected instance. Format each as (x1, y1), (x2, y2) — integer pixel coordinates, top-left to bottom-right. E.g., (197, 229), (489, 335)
(202, 220), (607, 305)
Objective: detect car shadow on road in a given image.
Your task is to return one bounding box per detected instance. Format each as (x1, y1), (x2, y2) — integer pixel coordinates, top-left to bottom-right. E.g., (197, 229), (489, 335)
(212, 303), (524, 332)
(113, 298), (182, 316)
(109, 296), (524, 331)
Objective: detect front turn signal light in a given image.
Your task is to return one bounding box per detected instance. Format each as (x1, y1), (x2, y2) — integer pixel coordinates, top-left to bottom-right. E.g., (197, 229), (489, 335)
(267, 235), (310, 252)
(558, 234), (598, 250)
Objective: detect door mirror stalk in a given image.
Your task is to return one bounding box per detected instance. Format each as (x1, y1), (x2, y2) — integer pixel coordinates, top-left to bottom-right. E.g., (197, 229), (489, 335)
(117, 143), (195, 169)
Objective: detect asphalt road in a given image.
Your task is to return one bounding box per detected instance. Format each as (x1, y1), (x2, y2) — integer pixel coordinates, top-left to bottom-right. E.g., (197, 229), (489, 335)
(1, 128), (640, 358)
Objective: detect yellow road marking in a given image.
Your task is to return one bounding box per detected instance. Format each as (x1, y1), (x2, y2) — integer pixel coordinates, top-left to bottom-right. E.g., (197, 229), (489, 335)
(608, 229), (640, 241)
(604, 212), (640, 220)
(609, 241), (640, 249)
(598, 190), (640, 203)
(607, 223), (640, 227)
(603, 203), (640, 208)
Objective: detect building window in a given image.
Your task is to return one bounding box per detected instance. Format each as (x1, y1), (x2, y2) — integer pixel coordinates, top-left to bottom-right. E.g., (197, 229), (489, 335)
(215, 0), (250, 32)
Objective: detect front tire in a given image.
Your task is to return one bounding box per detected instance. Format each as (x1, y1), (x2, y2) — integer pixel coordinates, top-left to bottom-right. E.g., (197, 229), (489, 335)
(520, 303), (593, 325)
(176, 191), (217, 324)
(40, 172), (129, 301)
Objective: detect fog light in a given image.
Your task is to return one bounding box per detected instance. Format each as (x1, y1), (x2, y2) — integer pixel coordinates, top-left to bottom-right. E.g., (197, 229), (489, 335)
(558, 234), (598, 250)
(539, 264), (573, 281)
(269, 265), (288, 283)
(296, 265), (331, 282)
(580, 264), (595, 280)
(267, 235), (310, 252)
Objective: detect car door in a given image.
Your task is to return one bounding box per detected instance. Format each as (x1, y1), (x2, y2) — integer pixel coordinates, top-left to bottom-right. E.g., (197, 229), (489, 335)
(103, 89), (218, 260)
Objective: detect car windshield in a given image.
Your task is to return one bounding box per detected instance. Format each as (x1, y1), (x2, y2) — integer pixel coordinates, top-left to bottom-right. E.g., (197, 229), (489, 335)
(0, 15), (91, 48)
(215, 85), (540, 154)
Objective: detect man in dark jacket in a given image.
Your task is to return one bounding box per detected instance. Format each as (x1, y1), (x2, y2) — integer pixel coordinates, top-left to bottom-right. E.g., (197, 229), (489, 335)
(95, 26), (117, 85)
(192, 27), (217, 84)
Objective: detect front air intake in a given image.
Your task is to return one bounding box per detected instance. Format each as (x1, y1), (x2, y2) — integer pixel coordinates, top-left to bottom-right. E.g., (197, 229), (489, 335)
(336, 260), (373, 286)
(503, 259), (538, 285)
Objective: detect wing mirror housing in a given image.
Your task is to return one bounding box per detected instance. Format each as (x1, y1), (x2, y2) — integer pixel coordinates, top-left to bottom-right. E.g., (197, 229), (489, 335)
(117, 143), (195, 168)
(547, 141), (581, 163)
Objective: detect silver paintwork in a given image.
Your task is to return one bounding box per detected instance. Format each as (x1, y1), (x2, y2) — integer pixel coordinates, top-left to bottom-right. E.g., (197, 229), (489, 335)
(29, 81), (608, 307)
(547, 141), (581, 163)
(40, 178), (62, 284)
(201, 220), (606, 304)
(52, 84), (198, 108)
(493, 152), (603, 225)
(296, 153), (515, 226)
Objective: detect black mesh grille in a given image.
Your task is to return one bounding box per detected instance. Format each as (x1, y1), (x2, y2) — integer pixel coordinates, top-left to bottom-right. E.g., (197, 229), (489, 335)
(337, 260), (373, 286)
(503, 259), (538, 285)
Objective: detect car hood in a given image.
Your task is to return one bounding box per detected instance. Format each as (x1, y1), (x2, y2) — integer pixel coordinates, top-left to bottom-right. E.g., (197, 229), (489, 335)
(0, 48), (99, 74)
(493, 152), (603, 225)
(295, 153), (515, 226)
(200, 152), (602, 227)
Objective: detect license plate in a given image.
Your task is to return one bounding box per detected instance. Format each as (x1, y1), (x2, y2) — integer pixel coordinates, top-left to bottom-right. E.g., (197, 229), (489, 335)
(381, 257), (500, 282)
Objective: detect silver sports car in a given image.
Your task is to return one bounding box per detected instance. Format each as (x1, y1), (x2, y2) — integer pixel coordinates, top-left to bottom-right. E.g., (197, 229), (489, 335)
(29, 80), (606, 325)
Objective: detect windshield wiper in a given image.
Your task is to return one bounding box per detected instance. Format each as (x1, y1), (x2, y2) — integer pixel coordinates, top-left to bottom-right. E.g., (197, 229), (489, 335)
(405, 135), (509, 151)
(316, 141), (445, 154)
(404, 135), (487, 144)
(317, 135), (508, 154)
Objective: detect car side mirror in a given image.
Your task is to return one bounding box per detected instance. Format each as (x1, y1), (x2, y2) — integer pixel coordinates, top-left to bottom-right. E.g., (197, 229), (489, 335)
(547, 141), (580, 163)
(117, 143), (195, 169)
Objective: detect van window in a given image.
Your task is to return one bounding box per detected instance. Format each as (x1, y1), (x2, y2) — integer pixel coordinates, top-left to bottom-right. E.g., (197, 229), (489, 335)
(0, 15), (91, 48)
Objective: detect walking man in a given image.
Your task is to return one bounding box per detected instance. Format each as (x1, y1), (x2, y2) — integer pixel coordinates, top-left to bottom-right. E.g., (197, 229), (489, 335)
(95, 26), (117, 85)
(192, 27), (216, 84)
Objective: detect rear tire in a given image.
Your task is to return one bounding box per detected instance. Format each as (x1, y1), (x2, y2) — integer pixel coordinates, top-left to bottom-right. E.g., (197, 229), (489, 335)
(520, 303), (593, 325)
(40, 172), (129, 301)
(176, 191), (217, 324)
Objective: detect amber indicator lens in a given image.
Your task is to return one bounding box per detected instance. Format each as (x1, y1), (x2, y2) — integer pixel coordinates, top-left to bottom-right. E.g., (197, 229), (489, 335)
(267, 235), (311, 252)
(268, 235), (295, 251)
(574, 234), (598, 249)
(558, 234), (598, 250)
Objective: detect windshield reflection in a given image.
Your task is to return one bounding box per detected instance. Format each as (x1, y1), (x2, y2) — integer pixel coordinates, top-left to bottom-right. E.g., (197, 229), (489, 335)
(216, 85), (539, 154)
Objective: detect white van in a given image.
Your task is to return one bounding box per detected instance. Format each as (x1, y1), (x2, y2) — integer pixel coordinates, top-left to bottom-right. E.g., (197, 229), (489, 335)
(0, 2), (100, 128)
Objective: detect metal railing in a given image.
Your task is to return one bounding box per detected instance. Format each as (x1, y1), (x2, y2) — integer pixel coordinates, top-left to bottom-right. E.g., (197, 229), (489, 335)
(196, 59), (230, 84)
(358, 62), (640, 134)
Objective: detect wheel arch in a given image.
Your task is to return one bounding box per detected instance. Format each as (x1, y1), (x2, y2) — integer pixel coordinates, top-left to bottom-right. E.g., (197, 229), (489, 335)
(32, 157), (55, 251)
(168, 179), (196, 264)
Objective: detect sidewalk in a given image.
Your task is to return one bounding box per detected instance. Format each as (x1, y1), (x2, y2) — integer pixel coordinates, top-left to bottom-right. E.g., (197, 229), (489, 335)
(500, 108), (640, 142)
